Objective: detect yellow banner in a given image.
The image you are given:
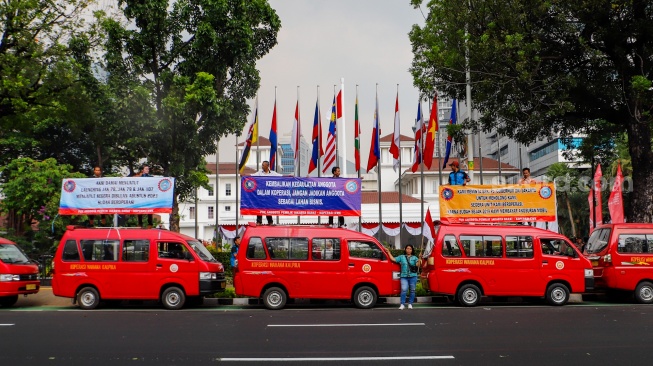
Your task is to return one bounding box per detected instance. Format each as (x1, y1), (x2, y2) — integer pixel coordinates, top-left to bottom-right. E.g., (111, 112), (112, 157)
(439, 183), (556, 223)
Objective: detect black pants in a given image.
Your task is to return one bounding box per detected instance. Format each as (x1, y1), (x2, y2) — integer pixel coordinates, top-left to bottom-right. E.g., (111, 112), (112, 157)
(329, 216), (344, 227)
(257, 215), (273, 225)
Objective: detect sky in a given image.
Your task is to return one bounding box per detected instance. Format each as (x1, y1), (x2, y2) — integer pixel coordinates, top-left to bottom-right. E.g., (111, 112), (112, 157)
(218, 0), (428, 170)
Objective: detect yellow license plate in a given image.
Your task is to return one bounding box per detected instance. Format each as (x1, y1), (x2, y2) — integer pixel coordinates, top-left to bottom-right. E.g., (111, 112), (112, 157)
(221, 282), (226, 289)
(26, 284), (37, 290)
(591, 260), (598, 266)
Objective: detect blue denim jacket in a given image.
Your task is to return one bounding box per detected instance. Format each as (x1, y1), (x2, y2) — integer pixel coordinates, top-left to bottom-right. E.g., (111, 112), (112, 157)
(395, 255), (419, 278)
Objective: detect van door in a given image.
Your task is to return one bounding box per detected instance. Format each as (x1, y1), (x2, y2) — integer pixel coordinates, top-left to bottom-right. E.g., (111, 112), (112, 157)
(79, 239), (121, 298)
(155, 241), (199, 296)
(345, 240), (393, 297)
(539, 237), (585, 293)
(307, 238), (346, 298)
(500, 235), (540, 295)
(113, 239), (154, 299)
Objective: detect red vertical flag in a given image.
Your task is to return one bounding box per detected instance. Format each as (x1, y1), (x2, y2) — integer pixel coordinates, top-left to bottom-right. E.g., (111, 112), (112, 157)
(389, 92), (401, 172)
(423, 94), (438, 169)
(589, 164), (604, 232)
(354, 95), (360, 173)
(608, 164), (625, 223)
(423, 208), (437, 243)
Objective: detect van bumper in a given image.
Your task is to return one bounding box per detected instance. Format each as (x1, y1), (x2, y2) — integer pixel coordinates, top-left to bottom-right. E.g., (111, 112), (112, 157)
(0, 280), (40, 296)
(585, 277), (594, 291)
(199, 279), (226, 294)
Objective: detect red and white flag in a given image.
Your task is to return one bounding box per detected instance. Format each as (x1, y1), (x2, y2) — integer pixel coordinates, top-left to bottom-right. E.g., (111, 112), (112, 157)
(389, 92), (401, 172)
(423, 208), (437, 243)
(291, 101), (301, 166)
(608, 164), (625, 224)
(589, 164), (603, 232)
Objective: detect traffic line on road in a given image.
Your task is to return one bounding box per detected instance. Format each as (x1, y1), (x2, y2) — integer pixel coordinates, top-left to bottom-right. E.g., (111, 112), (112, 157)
(268, 323), (425, 327)
(217, 356), (454, 362)
(0, 324), (15, 326)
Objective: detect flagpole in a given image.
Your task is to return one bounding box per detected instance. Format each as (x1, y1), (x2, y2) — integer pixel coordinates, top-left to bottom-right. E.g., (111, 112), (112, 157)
(317, 85), (321, 225)
(297, 85), (301, 225)
(356, 84), (361, 233)
(419, 97), (425, 251)
(340, 78), (347, 177)
(256, 94), (260, 171)
(478, 133), (484, 184)
(376, 84), (383, 243)
(235, 134), (239, 231)
(333, 85), (338, 173)
(215, 139), (219, 245)
(273, 87), (277, 172)
(397, 84), (403, 249)
(436, 97), (442, 186)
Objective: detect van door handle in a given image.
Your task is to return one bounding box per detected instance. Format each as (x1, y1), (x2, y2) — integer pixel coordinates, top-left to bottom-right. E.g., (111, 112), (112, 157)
(156, 264), (163, 267)
(542, 260), (548, 264)
(348, 263), (355, 267)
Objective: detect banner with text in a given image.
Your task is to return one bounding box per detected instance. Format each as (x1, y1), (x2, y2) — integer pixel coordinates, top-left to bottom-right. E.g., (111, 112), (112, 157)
(59, 177), (175, 215)
(240, 177), (362, 216)
(439, 183), (556, 223)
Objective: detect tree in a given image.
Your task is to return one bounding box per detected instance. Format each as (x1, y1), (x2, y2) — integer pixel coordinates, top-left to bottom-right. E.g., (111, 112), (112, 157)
(410, 0), (653, 222)
(99, 0), (280, 231)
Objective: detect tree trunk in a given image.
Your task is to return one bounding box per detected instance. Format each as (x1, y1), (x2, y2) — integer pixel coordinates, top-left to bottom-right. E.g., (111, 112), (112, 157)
(565, 192), (577, 237)
(169, 194), (180, 233)
(626, 118), (653, 223)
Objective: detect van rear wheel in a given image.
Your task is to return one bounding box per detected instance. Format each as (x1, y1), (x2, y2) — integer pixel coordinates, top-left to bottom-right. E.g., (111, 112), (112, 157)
(635, 282), (653, 304)
(353, 286), (377, 309)
(161, 287), (185, 310)
(77, 287), (100, 310)
(0, 295), (18, 307)
(457, 284), (481, 307)
(263, 287), (287, 310)
(545, 283), (569, 306)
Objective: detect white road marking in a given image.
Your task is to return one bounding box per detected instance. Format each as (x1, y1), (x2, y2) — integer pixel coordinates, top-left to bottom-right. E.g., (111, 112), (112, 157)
(0, 324), (15, 326)
(218, 356), (454, 361)
(268, 323), (425, 327)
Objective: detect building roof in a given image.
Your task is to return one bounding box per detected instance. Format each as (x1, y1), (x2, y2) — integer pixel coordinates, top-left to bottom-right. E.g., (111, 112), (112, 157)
(237, 136), (272, 147)
(380, 133), (414, 143)
(205, 163), (257, 175)
(362, 191), (424, 204)
(408, 157), (519, 173)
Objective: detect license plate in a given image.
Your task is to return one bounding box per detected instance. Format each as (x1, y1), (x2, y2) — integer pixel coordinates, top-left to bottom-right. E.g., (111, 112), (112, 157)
(591, 260), (598, 266)
(221, 282), (226, 289)
(26, 284), (37, 290)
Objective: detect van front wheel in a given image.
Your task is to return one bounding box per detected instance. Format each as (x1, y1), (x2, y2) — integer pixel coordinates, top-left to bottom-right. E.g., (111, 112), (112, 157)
(161, 287), (185, 310)
(353, 286), (377, 309)
(0, 295), (18, 307)
(635, 282), (653, 304)
(77, 287), (100, 310)
(545, 283), (569, 306)
(263, 287), (287, 310)
(457, 284), (481, 307)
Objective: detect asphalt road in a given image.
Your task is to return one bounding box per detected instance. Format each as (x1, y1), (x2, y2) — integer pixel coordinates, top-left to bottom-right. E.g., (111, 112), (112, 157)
(2, 292), (652, 366)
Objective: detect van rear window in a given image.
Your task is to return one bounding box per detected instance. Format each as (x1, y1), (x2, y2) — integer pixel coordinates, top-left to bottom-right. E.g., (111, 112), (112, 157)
(265, 237), (308, 260)
(62, 240), (80, 261)
(506, 236), (534, 258)
(81, 240), (120, 261)
(460, 235), (502, 257)
(246, 237), (266, 259)
(312, 238), (341, 260)
(617, 234), (653, 253)
(585, 228), (611, 254)
(442, 235), (462, 257)
(123, 240), (149, 261)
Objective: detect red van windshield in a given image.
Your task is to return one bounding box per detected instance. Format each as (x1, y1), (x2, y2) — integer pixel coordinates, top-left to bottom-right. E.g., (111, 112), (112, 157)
(585, 228), (611, 254)
(0, 243), (31, 264)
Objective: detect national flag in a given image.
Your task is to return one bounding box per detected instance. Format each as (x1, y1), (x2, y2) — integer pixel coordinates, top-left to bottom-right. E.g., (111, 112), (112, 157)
(423, 94), (438, 169)
(608, 164), (624, 224)
(442, 99), (457, 168)
(366, 93), (381, 172)
(411, 102), (423, 173)
(238, 104), (258, 173)
(423, 208), (437, 243)
(589, 164), (604, 232)
(291, 101), (300, 164)
(390, 92), (401, 172)
(308, 99), (324, 174)
(322, 95), (337, 174)
(269, 99), (278, 170)
(354, 95), (361, 173)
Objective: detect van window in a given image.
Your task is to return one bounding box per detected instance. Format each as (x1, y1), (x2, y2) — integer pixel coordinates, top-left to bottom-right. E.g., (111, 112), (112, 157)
(62, 240), (80, 261)
(122, 240), (149, 262)
(158, 242), (188, 259)
(348, 241), (384, 259)
(617, 234), (652, 253)
(312, 238), (341, 260)
(81, 240), (120, 261)
(585, 228), (611, 254)
(541, 238), (575, 257)
(506, 236), (534, 258)
(265, 237), (309, 260)
(442, 235), (462, 257)
(246, 237), (267, 259)
(460, 235), (502, 257)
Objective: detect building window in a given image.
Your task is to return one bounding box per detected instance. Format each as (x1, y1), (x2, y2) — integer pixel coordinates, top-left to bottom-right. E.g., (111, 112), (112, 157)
(225, 183), (232, 196)
(225, 206), (231, 212)
(189, 207), (195, 220)
(500, 145), (508, 157)
(208, 206), (214, 219)
(208, 184), (214, 197)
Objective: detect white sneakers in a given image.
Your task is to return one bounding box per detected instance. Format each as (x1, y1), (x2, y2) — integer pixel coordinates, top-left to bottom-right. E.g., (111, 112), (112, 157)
(408, 304), (413, 309)
(399, 304), (413, 310)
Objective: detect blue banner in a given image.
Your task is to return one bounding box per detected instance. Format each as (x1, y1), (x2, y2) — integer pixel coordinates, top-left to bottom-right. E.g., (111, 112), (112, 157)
(240, 177), (361, 216)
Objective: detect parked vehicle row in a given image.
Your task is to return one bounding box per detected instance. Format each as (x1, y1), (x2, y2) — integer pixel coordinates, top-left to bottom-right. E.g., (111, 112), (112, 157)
(5, 222), (653, 310)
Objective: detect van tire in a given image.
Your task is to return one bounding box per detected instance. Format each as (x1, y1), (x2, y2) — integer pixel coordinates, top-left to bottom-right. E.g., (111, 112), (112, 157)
(161, 287), (185, 310)
(353, 286), (377, 309)
(263, 287), (287, 310)
(457, 284), (481, 307)
(77, 287), (100, 310)
(0, 295), (18, 307)
(635, 282), (653, 304)
(545, 283), (569, 306)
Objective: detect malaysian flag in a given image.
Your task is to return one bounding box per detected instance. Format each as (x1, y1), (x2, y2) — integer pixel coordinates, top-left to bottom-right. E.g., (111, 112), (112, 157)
(322, 95), (337, 174)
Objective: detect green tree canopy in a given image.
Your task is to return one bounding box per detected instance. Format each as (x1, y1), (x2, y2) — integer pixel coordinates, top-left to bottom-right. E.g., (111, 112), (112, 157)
(410, 0), (653, 222)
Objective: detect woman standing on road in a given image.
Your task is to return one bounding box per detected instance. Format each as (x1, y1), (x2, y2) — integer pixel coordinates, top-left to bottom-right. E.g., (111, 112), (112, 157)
(387, 244), (420, 310)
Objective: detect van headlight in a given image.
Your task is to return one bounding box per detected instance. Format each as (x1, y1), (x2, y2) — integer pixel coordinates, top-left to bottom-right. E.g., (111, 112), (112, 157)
(0, 274), (19, 281)
(199, 272), (217, 280)
(584, 269), (594, 277)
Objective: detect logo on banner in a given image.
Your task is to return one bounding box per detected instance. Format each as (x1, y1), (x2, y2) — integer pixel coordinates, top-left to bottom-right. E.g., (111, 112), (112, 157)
(158, 179), (173, 192)
(242, 177), (257, 192)
(345, 180), (360, 194)
(441, 188), (454, 201)
(539, 186), (552, 199)
(63, 180), (76, 193)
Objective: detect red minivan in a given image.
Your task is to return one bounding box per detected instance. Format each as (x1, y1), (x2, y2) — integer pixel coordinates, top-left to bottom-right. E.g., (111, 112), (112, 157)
(234, 224), (400, 309)
(420, 222), (594, 306)
(583, 223), (653, 303)
(0, 237), (40, 307)
(52, 226), (225, 309)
